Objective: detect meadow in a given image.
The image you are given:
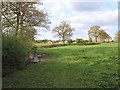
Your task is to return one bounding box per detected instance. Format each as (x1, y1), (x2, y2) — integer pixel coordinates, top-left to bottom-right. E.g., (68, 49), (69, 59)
(3, 43), (118, 88)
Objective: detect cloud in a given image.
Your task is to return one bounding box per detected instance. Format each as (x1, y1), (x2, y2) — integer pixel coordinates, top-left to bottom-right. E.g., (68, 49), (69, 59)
(55, 9), (118, 29)
(69, 2), (102, 11)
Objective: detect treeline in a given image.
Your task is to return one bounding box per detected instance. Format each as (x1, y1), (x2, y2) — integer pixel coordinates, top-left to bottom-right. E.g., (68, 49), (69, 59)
(39, 42), (100, 48)
(52, 22), (118, 44)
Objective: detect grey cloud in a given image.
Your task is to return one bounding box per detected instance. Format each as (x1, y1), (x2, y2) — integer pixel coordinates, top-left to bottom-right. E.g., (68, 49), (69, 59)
(70, 2), (102, 11)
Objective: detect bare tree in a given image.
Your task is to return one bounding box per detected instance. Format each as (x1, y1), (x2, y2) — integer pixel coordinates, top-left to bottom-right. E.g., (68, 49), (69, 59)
(52, 21), (75, 44)
(88, 25), (100, 42)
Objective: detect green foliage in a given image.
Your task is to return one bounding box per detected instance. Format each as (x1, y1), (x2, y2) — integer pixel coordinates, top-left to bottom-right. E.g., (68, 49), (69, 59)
(2, 34), (32, 76)
(76, 38), (80, 43)
(35, 42), (100, 48)
(36, 39), (49, 43)
(76, 38), (83, 43)
(68, 39), (73, 44)
(84, 40), (89, 43)
(80, 39), (83, 43)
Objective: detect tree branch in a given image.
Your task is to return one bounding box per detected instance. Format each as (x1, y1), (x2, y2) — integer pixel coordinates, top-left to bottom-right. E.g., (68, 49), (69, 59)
(2, 13), (16, 29)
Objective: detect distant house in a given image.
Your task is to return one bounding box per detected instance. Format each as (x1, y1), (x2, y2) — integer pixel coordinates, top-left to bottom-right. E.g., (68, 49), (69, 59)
(73, 41), (76, 44)
(58, 40), (68, 44)
(47, 40), (53, 44)
(58, 41), (63, 44)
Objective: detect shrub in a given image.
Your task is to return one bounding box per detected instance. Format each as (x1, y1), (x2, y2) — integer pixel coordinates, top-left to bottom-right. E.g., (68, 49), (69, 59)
(76, 39), (80, 43)
(80, 39), (83, 43)
(68, 39), (73, 44)
(2, 35), (32, 76)
(84, 40), (88, 43)
(76, 38), (83, 43)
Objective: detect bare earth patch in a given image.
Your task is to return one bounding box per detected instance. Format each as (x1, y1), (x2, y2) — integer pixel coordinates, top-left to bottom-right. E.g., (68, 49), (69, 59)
(39, 53), (48, 64)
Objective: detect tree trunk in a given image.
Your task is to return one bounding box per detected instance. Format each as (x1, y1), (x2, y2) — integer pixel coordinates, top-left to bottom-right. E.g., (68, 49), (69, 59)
(95, 36), (98, 42)
(15, 3), (20, 37)
(62, 39), (65, 44)
(62, 36), (65, 44)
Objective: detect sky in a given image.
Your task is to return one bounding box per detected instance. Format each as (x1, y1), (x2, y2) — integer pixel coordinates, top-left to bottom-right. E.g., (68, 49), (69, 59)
(35, 0), (119, 40)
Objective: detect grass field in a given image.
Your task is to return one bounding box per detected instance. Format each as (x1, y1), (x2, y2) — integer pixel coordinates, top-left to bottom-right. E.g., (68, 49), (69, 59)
(3, 43), (118, 88)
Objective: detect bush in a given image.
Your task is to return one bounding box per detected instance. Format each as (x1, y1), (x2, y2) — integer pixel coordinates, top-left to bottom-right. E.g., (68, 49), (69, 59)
(84, 40), (88, 43)
(80, 39), (83, 43)
(76, 39), (80, 43)
(76, 38), (83, 43)
(2, 35), (32, 76)
(68, 39), (73, 44)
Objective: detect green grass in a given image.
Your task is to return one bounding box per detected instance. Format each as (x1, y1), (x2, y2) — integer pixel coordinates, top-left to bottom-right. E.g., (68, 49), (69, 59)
(34, 43), (51, 47)
(3, 43), (118, 88)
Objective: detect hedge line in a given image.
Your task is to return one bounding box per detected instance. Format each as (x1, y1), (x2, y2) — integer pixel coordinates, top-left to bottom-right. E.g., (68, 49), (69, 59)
(38, 42), (100, 48)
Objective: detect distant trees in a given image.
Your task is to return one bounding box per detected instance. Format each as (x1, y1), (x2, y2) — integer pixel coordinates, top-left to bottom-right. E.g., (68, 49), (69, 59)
(52, 21), (75, 44)
(88, 25), (111, 43)
(76, 38), (83, 43)
(114, 31), (120, 42)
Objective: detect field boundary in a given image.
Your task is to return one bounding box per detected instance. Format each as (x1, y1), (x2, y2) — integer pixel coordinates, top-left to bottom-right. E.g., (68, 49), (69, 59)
(36, 42), (101, 48)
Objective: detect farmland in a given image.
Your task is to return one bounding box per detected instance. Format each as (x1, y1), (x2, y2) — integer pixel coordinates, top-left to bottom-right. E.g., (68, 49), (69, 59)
(3, 43), (118, 88)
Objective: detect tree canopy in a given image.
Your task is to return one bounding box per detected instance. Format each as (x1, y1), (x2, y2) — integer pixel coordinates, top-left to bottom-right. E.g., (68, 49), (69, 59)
(88, 25), (111, 42)
(2, 2), (50, 40)
(52, 21), (75, 44)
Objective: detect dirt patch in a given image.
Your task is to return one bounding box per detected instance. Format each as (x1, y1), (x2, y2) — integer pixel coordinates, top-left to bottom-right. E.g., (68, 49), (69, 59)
(41, 53), (48, 58)
(28, 53), (48, 64)
(39, 58), (45, 64)
(38, 53), (48, 64)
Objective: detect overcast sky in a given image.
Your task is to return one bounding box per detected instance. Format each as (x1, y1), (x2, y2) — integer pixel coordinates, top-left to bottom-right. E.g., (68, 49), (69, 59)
(35, 0), (118, 40)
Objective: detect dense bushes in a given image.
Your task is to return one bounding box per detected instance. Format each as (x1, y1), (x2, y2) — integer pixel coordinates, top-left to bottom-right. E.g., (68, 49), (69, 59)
(2, 35), (32, 76)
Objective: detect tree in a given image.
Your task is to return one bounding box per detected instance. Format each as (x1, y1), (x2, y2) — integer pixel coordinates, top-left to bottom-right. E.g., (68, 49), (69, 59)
(2, 2), (50, 40)
(88, 25), (101, 42)
(68, 39), (73, 44)
(52, 21), (74, 44)
(88, 25), (111, 43)
(114, 31), (120, 42)
(76, 38), (83, 43)
(88, 36), (92, 42)
(98, 30), (111, 43)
